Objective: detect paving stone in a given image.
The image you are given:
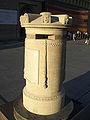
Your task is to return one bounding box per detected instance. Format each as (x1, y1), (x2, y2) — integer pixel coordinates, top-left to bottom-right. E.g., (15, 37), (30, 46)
(71, 104), (90, 120)
(64, 40), (90, 105)
(78, 92), (90, 105)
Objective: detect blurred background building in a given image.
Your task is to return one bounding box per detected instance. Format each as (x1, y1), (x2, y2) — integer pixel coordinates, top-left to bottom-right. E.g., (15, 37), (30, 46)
(0, 0), (90, 41)
(46, 0), (90, 34)
(0, 0), (45, 41)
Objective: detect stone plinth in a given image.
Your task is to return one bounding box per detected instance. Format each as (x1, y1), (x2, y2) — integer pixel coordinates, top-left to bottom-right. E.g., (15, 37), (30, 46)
(14, 96), (73, 120)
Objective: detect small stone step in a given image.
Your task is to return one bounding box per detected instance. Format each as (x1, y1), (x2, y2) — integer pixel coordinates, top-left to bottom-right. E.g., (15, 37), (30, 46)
(71, 104), (90, 120)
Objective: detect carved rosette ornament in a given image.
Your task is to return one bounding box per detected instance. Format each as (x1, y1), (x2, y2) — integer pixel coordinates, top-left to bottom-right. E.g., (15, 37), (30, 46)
(40, 12), (51, 23)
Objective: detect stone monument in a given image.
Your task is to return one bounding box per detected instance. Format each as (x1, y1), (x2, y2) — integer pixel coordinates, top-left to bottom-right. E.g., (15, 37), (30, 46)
(14, 12), (73, 120)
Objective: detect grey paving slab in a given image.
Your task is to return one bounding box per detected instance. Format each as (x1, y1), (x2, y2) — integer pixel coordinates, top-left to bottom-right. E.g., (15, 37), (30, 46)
(71, 104), (90, 120)
(64, 71), (90, 100)
(0, 41), (25, 103)
(0, 88), (22, 102)
(78, 92), (90, 105)
(64, 40), (90, 105)
(65, 40), (90, 82)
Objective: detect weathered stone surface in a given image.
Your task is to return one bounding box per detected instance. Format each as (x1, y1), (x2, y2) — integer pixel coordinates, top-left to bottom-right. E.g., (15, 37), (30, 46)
(19, 12), (72, 116)
(14, 96), (73, 120)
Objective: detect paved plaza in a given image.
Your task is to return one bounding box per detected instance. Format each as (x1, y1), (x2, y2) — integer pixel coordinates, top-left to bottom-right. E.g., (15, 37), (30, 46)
(65, 40), (90, 106)
(0, 39), (90, 108)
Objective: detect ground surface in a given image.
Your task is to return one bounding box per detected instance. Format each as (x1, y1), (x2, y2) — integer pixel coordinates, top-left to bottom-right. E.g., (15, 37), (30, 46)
(0, 39), (90, 107)
(65, 40), (90, 106)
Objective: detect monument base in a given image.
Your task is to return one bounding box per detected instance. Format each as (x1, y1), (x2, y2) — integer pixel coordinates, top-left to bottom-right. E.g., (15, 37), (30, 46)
(13, 96), (73, 120)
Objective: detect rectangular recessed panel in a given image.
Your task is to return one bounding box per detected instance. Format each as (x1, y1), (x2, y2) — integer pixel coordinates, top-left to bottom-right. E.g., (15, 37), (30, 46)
(25, 48), (39, 84)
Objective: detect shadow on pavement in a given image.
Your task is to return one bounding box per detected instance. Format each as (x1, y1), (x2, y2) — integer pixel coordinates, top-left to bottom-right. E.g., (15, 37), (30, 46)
(0, 41), (24, 50)
(64, 71), (90, 119)
(64, 71), (90, 103)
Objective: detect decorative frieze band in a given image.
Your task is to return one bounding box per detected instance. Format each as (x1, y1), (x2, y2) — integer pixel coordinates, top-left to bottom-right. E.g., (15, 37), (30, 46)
(26, 34), (65, 40)
(48, 42), (63, 46)
(23, 87), (61, 101)
(26, 34), (35, 39)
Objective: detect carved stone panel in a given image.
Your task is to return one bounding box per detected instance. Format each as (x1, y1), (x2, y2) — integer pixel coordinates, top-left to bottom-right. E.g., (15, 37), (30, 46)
(25, 48), (39, 84)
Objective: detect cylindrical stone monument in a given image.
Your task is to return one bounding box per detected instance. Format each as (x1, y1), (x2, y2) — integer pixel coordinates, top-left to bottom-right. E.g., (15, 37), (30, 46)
(14, 12), (73, 120)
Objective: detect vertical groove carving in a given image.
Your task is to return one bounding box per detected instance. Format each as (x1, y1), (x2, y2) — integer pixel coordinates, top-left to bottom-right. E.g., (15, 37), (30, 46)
(45, 40), (48, 88)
